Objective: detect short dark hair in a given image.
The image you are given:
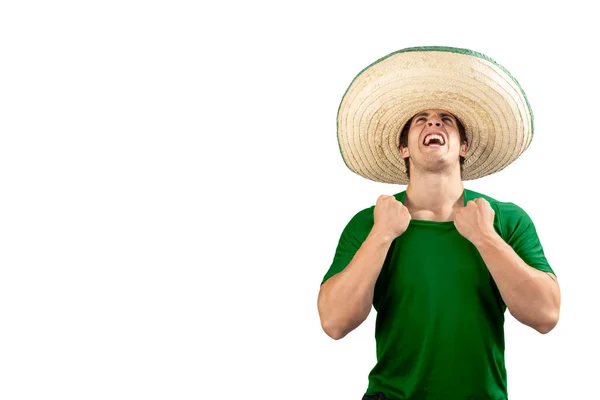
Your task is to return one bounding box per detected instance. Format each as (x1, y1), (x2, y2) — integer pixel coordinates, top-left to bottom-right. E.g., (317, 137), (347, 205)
(398, 114), (469, 179)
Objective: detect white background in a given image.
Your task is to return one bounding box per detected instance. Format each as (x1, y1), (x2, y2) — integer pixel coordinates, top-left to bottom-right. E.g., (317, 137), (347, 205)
(0, 1), (597, 399)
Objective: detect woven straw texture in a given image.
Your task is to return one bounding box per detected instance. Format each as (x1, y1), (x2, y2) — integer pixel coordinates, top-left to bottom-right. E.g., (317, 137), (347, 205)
(337, 46), (533, 184)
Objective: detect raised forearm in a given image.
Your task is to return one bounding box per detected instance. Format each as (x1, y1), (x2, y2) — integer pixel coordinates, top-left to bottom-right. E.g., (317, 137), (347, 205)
(318, 230), (393, 340)
(475, 233), (560, 333)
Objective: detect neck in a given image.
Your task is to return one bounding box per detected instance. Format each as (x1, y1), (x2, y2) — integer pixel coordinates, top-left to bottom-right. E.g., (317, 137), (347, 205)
(404, 167), (465, 217)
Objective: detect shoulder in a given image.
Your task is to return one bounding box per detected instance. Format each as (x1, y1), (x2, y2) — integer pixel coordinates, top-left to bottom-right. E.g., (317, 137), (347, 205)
(349, 205), (375, 225)
(346, 203), (375, 233)
(337, 203), (376, 244)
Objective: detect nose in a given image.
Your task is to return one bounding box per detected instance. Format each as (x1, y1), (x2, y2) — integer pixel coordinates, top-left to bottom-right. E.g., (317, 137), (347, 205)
(427, 117), (442, 127)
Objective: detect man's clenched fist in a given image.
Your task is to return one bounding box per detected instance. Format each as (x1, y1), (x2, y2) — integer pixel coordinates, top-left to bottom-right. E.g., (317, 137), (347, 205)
(373, 195), (412, 240)
(454, 198), (497, 247)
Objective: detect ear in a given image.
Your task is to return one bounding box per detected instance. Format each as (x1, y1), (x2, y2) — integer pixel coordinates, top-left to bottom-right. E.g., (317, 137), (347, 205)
(399, 145), (410, 159)
(459, 141), (469, 157)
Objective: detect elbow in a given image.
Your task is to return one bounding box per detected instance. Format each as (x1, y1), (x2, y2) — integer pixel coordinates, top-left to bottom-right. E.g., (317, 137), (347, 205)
(509, 307), (559, 334)
(318, 293), (343, 340)
(321, 315), (365, 340)
(319, 307), (354, 340)
(318, 310), (357, 340)
(319, 309), (367, 340)
(317, 280), (369, 340)
(535, 321), (556, 335)
(321, 322), (346, 340)
(317, 288), (353, 340)
(534, 310), (560, 334)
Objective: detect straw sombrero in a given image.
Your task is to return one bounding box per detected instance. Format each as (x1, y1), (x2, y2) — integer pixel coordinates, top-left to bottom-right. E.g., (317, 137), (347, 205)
(337, 46), (534, 184)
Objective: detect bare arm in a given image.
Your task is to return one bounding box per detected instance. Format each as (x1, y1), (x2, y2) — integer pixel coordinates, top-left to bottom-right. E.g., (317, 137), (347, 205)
(475, 233), (561, 334)
(454, 198), (561, 334)
(317, 230), (393, 340)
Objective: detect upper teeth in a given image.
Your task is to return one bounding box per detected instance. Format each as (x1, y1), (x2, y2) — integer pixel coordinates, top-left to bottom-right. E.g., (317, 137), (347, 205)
(424, 134), (444, 145)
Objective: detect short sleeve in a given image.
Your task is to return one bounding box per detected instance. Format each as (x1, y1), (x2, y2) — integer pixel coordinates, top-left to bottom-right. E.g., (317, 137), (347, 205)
(321, 208), (374, 285)
(498, 202), (556, 276)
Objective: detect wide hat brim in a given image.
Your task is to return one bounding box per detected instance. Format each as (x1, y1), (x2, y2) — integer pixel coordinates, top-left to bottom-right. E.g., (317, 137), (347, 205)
(337, 46), (534, 184)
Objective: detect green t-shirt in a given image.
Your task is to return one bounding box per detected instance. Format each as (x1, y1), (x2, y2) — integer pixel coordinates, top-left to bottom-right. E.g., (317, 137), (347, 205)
(321, 188), (555, 400)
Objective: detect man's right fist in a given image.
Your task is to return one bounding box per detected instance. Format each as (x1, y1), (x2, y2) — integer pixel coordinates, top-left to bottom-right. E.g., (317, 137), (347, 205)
(373, 195), (412, 239)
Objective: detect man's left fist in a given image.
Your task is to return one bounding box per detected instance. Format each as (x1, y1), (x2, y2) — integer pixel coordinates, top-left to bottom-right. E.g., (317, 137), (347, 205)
(454, 198), (497, 246)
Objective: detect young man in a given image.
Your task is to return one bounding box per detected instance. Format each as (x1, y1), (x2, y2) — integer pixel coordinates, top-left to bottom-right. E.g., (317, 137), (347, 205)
(317, 47), (561, 400)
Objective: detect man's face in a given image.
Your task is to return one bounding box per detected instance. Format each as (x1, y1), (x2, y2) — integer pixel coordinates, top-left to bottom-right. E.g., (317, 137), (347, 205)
(400, 108), (468, 173)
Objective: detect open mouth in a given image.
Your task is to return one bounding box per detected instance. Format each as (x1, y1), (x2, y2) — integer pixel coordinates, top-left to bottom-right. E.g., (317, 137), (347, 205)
(423, 133), (446, 147)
